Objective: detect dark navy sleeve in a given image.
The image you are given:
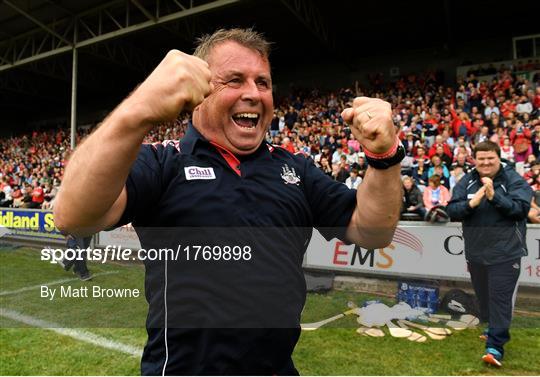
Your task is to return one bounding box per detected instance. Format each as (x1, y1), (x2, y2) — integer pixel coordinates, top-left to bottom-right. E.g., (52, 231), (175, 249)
(115, 143), (170, 227)
(446, 173), (476, 221)
(302, 157), (357, 241)
(489, 170), (533, 220)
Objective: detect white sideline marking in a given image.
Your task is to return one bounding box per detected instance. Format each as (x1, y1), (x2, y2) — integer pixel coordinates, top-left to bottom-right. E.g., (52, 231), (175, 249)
(0, 271), (119, 296)
(0, 308), (142, 357)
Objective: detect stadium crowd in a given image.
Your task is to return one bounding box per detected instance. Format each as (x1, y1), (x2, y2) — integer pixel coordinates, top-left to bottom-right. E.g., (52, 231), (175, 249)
(1, 61), (539, 221)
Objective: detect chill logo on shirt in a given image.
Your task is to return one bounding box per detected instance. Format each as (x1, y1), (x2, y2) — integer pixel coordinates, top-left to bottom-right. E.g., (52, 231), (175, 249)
(184, 166), (216, 180)
(281, 164), (300, 186)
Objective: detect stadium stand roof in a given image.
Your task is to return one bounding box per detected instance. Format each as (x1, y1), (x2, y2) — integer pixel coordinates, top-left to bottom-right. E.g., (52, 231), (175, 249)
(1, 0), (539, 130)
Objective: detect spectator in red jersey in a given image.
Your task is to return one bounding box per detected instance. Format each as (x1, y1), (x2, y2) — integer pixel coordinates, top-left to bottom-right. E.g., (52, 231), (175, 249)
(450, 104), (472, 139)
(10, 185), (23, 207)
(531, 124), (540, 159)
(27, 181), (45, 209)
(533, 87), (540, 110)
(428, 135), (452, 159)
(1, 63), (537, 196)
(281, 137), (296, 154)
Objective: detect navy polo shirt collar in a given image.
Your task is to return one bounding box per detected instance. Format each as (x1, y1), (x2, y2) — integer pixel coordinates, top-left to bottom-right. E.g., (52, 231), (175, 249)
(180, 122), (272, 160)
(179, 122), (206, 155)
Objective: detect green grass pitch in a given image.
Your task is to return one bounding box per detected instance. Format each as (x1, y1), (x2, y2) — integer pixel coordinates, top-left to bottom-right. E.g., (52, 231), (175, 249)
(1, 247), (539, 375)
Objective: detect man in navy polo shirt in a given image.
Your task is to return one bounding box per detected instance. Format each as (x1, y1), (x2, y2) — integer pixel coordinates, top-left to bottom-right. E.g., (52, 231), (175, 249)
(54, 28), (403, 375)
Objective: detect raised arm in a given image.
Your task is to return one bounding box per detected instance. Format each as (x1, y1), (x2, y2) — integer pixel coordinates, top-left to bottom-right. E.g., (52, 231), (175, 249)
(53, 50), (212, 236)
(342, 97), (403, 249)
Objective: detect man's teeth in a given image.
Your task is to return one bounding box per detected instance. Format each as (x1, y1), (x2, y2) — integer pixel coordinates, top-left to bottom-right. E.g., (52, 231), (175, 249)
(232, 113), (259, 128)
(234, 113), (259, 119)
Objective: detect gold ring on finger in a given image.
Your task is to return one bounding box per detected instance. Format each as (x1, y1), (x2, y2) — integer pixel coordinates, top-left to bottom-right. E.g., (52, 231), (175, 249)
(366, 111), (373, 120)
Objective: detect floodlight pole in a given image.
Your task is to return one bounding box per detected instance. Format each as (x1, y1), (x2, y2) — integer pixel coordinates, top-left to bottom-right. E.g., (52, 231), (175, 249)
(70, 47), (77, 150)
(70, 28), (78, 150)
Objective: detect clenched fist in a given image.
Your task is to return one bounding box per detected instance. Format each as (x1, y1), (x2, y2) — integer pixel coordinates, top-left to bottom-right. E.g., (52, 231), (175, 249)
(125, 49), (213, 125)
(341, 97), (396, 154)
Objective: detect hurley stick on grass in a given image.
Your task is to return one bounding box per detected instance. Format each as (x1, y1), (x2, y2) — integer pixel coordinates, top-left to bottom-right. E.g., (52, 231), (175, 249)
(386, 320), (412, 338)
(301, 309), (357, 330)
(398, 320), (447, 340)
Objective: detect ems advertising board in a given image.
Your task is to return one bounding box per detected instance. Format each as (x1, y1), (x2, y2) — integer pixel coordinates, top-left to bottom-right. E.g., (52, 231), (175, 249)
(98, 223), (540, 287)
(305, 223), (540, 287)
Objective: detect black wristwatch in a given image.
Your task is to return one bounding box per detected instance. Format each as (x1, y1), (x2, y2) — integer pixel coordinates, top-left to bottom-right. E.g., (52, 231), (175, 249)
(365, 143), (406, 170)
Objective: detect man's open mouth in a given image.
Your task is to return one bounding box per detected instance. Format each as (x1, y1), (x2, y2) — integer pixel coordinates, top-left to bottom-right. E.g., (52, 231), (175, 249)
(232, 113), (260, 129)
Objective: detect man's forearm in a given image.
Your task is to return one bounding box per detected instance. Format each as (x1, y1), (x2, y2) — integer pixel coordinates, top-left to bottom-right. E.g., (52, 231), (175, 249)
(347, 165), (402, 249)
(54, 49), (213, 235)
(54, 103), (152, 233)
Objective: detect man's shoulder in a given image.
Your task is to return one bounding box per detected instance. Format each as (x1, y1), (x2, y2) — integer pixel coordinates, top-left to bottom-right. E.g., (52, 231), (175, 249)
(501, 164), (524, 181)
(268, 143), (309, 163)
(145, 140), (181, 153)
(501, 165), (531, 189)
(138, 140), (182, 160)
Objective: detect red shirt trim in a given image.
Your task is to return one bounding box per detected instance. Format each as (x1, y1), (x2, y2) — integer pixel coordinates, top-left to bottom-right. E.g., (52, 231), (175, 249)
(209, 141), (241, 176)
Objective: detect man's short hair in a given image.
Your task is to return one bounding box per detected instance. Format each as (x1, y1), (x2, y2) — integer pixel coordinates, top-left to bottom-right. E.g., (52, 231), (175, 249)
(194, 28), (271, 61)
(473, 140), (501, 158)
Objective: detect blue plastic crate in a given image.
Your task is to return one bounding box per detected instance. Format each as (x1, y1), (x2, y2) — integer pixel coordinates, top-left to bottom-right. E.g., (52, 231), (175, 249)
(397, 281), (439, 314)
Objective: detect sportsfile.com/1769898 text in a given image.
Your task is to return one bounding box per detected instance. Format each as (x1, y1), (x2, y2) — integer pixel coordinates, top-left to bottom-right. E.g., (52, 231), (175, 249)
(40, 244), (253, 264)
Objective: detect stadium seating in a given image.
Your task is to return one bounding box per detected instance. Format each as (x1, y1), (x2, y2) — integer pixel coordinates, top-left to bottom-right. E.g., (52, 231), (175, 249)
(1, 67), (539, 221)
